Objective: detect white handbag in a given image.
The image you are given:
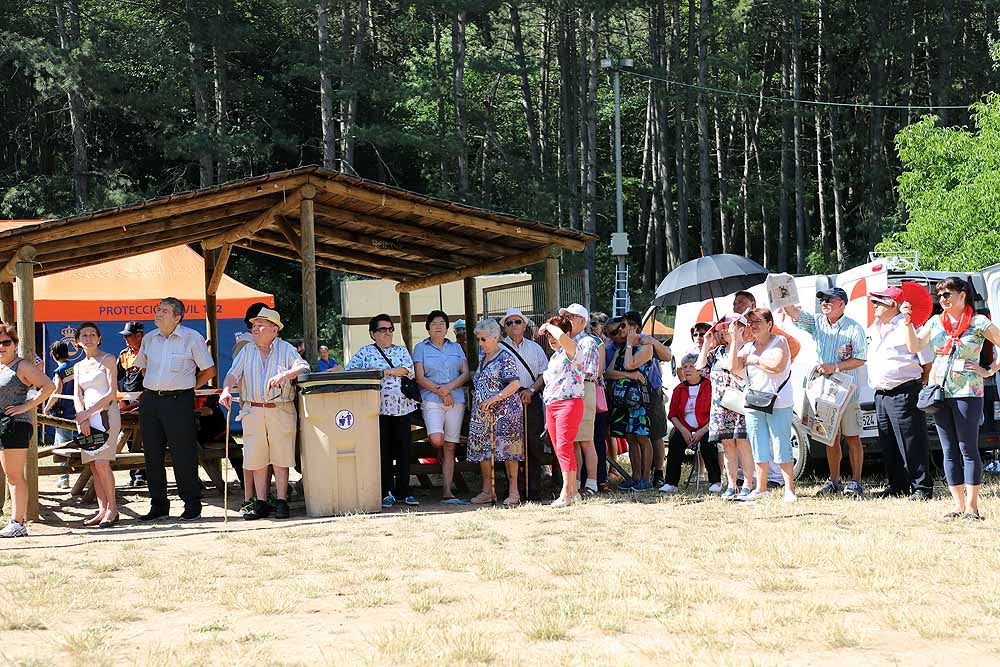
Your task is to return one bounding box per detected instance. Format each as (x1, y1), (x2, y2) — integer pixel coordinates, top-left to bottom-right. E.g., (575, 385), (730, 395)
(720, 386), (746, 415)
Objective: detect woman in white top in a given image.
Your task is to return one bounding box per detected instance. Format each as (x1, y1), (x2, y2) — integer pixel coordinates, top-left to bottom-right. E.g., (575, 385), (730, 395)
(728, 309), (796, 502)
(73, 322), (122, 527)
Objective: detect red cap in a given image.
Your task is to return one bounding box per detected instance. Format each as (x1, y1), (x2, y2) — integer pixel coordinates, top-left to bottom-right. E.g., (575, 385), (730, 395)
(870, 286), (904, 304)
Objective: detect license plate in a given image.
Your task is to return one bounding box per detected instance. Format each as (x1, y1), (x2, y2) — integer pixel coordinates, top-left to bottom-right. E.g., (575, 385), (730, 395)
(858, 410), (876, 431)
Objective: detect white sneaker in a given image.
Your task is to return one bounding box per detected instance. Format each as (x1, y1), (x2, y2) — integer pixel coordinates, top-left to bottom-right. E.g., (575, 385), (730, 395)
(57, 474), (70, 489)
(658, 483), (679, 493)
(783, 491), (798, 503)
(707, 483), (723, 493)
(0, 519), (27, 538)
(737, 489), (765, 502)
(550, 494), (577, 508)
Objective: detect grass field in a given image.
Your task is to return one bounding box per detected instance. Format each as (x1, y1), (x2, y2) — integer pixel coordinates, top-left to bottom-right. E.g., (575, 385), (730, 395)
(3, 471), (1000, 666)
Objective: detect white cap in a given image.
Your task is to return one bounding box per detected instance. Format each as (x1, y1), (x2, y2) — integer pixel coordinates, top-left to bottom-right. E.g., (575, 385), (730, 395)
(559, 303), (589, 321)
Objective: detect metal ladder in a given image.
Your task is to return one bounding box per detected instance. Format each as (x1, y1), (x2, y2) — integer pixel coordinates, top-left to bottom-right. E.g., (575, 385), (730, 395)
(613, 262), (630, 317)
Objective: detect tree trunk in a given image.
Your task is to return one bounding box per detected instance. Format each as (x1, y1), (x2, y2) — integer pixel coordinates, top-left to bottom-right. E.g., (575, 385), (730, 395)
(778, 36), (791, 272)
(792, 6), (806, 272)
(829, 108), (846, 269)
(639, 90), (655, 288)
(696, 0), (713, 255)
(510, 2), (541, 172)
(557, 7), (580, 229)
(582, 10), (599, 286)
(53, 0), (88, 207)
(342, 0), (369, 176)
(673, 0), (689, 262)
(433, 14), (447, 187)
(539, 7), (551, 173)
(212, 0), (228, 183)
(318, 0), (337, 169)
(184, 0), (213, 187)
(815, 0), (828, 256)
(655, 1), (678, 270)
(865, 3), (887, 246)
(452, 10), (469, 199)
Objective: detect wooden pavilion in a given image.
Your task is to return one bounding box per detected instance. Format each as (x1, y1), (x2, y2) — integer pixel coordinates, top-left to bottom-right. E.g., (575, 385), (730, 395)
(0, 166), (595, 518)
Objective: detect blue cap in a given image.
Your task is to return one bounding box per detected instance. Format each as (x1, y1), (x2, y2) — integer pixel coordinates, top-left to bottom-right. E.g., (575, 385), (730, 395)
(453, 319), (466, 330)
(816, 287), (849, 302)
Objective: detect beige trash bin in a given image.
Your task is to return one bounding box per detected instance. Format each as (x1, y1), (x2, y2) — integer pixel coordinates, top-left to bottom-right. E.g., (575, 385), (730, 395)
(297, 370), (383, 516)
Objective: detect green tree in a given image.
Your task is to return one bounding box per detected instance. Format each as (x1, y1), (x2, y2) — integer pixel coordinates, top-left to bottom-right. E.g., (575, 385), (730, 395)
(877, 94), (1000, 271)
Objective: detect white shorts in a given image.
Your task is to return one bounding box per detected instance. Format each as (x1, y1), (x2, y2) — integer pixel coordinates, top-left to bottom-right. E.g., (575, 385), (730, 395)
(421, 401), (466, 443)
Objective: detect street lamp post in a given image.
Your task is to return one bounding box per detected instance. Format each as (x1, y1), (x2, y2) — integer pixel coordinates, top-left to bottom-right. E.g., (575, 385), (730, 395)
(601, 57), (633, 317)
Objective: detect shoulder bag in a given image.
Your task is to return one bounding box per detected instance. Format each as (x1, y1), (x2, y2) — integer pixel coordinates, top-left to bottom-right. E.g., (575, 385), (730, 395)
(744, 367), (791, 414)
(375, 346), (421, 402)
(916, 348), (957, 414)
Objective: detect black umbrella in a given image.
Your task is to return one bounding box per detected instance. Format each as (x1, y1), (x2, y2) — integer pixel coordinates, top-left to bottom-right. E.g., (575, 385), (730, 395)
(651, 253), (768, 318)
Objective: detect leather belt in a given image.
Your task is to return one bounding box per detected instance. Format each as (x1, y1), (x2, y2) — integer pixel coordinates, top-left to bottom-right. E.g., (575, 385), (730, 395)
(248, 401), (278, 408)
(148, 389), (193, 397)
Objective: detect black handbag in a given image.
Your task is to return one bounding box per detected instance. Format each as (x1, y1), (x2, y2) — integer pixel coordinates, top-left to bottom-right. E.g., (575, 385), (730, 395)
(612, 378), (651, 408)
(744, 372), (791, 414)
(917, 349), (958, 414)
(67, 430), (110, 451)
(375, 346), (421, 402)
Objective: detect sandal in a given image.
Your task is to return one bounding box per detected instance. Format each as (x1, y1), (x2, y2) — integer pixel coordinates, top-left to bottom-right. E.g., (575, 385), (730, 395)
(98, 512), (120, 528)
(470, 492), (494, 505)
(441, 497), (469, 505)
(83, 511), (104, 527)
(502, 496), (520, 507)
(942, 511), (963, 520)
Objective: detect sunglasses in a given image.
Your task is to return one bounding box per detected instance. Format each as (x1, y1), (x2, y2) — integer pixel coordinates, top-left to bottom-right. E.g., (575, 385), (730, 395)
(476, 336), (491, 342)
(938, 291), (954, 300)
(691, 332), (707, 338)
(0, 339), (13, 347)
(374, 326), (395, 333)
(504, 319), (524, 326)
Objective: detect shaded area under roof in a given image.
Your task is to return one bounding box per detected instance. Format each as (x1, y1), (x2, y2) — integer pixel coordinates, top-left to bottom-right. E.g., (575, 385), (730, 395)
(0, 167), (595, 289)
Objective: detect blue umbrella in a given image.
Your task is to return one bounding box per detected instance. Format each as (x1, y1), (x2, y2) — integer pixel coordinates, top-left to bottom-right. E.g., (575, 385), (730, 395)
(651, 254), (768, 318)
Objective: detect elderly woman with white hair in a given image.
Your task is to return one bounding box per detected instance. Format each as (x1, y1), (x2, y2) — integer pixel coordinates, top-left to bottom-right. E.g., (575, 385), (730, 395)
(467, 319), (524, 506)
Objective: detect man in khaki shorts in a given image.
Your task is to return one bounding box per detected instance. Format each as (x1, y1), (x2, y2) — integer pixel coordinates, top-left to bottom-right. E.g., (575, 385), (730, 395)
(784, 287), (868, 497)
(220, 307), (310, 519)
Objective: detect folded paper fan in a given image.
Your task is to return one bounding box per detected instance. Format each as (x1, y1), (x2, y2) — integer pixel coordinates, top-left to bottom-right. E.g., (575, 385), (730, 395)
(900, 281), (934, 328)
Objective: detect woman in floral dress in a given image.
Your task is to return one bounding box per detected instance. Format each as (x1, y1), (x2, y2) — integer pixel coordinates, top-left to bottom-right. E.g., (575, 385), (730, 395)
(697, 315), (755, 498)
(467, 319), (524, 506)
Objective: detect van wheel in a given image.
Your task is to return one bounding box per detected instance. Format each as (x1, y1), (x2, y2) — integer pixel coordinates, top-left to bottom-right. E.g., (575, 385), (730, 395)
(790, 418), (813, 480)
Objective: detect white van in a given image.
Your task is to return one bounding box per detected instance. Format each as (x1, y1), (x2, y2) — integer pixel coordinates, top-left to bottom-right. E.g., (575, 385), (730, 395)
(656, 260), (1000, 478)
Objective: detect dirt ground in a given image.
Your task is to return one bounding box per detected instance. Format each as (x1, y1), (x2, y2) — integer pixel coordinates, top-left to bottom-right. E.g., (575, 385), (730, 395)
(3, 468), (1000, 666)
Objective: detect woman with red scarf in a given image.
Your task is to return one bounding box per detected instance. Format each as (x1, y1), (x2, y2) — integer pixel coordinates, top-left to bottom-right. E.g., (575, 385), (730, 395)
(904, 277), (1000, 521)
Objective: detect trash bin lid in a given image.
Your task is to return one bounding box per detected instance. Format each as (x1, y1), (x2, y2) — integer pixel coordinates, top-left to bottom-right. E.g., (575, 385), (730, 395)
(296, 369), (384, 394)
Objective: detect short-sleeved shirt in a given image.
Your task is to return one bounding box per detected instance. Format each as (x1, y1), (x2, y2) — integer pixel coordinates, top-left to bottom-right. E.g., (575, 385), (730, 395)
(920, 313), (993, 398)
(133, 324), (215, 391)
(53, 360), (76, 419)
(118, 346), (144, 393)
(499, 336), (548, 390)
(608, 340), (663, 388)
(227, 337), (310, 404)
(794, 311), (867, 385)
(573, 332), (601, 380)
(317, 357), (340, 371)
(412, 338), (466, 404)
(345, 344), (418, 416)
(542, 347), (586, 405)
(866, 315), (933, 391)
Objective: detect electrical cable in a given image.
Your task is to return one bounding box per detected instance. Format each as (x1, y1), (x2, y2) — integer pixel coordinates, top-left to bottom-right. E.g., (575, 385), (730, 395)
(626, 70), (971, 111)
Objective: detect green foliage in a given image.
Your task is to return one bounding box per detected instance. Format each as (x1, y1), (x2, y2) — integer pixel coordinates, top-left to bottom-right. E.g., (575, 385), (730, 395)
(878, 94), (1000, 271)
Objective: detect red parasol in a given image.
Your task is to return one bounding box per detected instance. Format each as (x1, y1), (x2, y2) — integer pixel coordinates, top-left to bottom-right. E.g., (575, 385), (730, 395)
(900, 281), (934, 328)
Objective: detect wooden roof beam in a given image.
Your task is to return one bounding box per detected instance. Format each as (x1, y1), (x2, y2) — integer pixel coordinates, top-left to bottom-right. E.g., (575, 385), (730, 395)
(274, 217), (302, 254)
(253, 229), (422, 276)
(312, 204), (519, 258)
(235, 239), (406, 281)
(309, 178), (588, 251)
(0, 245), (37, 283)
(313, 221), (475, 267)
(202, 185), (312, 249)
(396, 244), (561, 293)
(0, 176), (309, 250)
(206, 243), (232, 296)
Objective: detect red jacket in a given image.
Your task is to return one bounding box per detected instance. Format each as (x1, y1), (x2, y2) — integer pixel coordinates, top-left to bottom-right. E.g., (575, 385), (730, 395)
(668, 379), (712, 430)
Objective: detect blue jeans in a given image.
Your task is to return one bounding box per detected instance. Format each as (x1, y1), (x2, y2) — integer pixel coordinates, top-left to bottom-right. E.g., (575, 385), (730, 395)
(745, 406), (794, 464)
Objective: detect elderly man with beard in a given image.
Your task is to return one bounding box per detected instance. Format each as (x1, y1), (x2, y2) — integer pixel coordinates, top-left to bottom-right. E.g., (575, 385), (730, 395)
(784, 288), (868, 498)
(220, 307), (310, 520)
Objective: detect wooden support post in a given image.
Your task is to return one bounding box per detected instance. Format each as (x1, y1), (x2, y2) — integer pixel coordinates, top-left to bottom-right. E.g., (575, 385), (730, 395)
(203, 247), (221, 377)
(398, 290), (413, 351)
(300, 184), (318, 370)
(15, 246), (38, 521)
(0, 281), (13, 323)
(544, 254), (561, 318)
(463, 277), (478, 371)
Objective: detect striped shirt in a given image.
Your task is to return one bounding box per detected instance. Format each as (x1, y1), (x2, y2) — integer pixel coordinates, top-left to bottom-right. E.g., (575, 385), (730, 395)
(226, 337), (310, 404)
(134, 324), (215, 391)
(794, 311), (867, 385)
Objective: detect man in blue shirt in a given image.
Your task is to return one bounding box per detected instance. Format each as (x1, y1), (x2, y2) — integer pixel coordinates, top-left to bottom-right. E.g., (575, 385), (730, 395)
(317, 345), (341, 372)
(785, 287), (868, 498)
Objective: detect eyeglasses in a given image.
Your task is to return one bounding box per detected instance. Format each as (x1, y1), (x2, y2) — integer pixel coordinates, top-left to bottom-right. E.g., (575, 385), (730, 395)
(938, 291), (953, 300)
(504, 319), (524, 326)
(0, 339), (13, 347)
(691, 332), (706, 338)
(746, 317), (764, 325)
(374, 326), (395, 333)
